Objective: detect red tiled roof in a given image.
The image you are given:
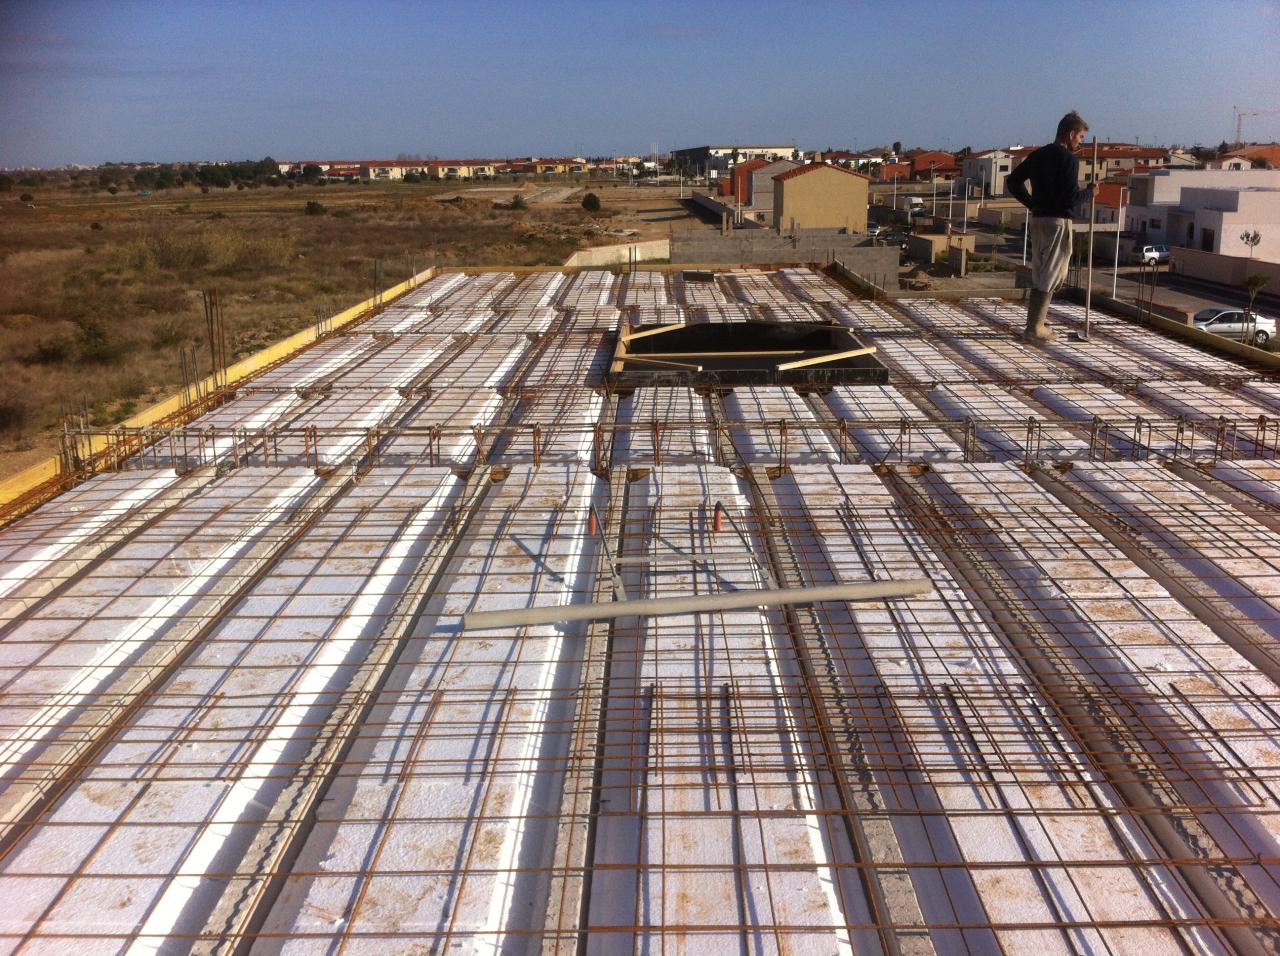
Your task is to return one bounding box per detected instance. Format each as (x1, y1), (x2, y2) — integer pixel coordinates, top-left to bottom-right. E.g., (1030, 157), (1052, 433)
(1225, 144), (1280, 166)
(1093, 182), (1126, 208)
(774, 162), (871, 183)
(1076, 146), (1166, 160)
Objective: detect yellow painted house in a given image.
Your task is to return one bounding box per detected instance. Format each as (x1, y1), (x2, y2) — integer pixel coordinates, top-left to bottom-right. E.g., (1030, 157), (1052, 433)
(772, 163), (870, 232)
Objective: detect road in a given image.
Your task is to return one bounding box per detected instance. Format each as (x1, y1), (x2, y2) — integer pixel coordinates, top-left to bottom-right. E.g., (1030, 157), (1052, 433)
(963, 221), (1279, 319)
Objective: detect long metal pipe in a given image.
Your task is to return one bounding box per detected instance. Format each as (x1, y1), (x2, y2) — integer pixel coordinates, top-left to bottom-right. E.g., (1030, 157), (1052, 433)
(464, 579), (934, 630)
(1084, 137), (1099, 339)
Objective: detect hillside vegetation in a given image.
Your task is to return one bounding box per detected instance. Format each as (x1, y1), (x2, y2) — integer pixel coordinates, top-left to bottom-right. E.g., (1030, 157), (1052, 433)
(0, 181), (608, 475)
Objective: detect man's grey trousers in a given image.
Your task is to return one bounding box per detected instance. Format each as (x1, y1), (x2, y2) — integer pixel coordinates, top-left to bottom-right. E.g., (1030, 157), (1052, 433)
(1029, 216), (1072, 293)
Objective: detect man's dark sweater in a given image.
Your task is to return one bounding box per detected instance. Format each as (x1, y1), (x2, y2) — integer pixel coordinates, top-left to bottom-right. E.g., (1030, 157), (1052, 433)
(1006, 143), (1091, 219)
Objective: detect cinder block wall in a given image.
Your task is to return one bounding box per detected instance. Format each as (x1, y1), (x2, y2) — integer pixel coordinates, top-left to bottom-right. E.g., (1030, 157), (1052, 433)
(670, 234), (899, 273)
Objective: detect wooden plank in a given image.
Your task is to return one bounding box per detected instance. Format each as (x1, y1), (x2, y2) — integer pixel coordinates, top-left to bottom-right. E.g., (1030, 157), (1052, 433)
(620, 322), (687, 343)
(621, 355), (703, 371)
(638, 349), (806, 359)
(777, 345), (877, 370)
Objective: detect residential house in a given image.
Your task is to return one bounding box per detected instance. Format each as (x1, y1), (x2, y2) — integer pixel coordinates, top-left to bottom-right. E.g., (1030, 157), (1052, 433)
(823, 150), (881, 173)
(1123, 168), (1280, 255)
(961, 150), (1015, 196)
(746, 159), (801, 223)
(877, 162), (910, 183)
(907, 150), (958, 181)
(773, 163), (870, 232)
(1224, 144), (1280, 170)
(1076, 144), (1170, 185)
(672, 144), (797, 177)
(1091, 182), (1127, 224)
(730, 159), (770, 202)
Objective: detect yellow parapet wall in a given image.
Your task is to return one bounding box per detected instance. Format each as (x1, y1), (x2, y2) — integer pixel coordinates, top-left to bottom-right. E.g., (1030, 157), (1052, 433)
(0, 267), (438, 512)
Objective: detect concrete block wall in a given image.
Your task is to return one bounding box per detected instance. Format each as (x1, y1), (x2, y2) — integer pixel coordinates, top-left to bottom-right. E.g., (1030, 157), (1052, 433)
(670, 233), (899, 272)
(563, 239), (671, 267)
(1172, 246), (1280, 288)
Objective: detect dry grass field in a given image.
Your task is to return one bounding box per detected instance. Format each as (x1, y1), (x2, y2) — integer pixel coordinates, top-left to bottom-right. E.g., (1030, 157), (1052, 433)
(0, 179), (696, 477)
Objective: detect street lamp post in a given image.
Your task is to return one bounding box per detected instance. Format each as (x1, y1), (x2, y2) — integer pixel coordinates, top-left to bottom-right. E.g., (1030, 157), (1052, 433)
(1112, 186), (1127, 300)
(931, 162), (938, 215)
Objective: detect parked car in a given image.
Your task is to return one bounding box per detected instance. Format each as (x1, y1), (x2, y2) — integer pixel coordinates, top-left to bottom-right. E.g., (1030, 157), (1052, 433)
(880, 231), (910, 250)
(1139, 243), (1170, 265)
(1193, 307), (1275, 346)
(867, 223), (881, 237)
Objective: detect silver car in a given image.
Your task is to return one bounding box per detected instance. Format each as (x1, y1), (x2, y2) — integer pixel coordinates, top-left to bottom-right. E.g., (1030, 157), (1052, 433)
(1193, 307), (1275, 346)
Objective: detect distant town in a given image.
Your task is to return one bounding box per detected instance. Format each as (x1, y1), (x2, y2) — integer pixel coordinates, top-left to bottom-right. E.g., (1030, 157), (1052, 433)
(4, 138), (1278, 268)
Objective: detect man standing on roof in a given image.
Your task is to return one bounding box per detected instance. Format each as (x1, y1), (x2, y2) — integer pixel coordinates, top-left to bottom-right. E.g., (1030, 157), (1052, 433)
(1007, 111), (1094, 340)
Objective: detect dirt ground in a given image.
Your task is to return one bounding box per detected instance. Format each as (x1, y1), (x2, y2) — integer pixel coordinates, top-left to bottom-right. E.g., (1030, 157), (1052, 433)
(0, 179), (703, 478)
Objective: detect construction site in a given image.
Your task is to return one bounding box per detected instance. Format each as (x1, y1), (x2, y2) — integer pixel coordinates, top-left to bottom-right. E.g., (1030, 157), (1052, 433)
(2, 263), (1280, 954)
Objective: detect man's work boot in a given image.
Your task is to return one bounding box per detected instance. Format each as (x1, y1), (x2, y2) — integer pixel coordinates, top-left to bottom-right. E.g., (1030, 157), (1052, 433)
(1023, 289), (1053, 341)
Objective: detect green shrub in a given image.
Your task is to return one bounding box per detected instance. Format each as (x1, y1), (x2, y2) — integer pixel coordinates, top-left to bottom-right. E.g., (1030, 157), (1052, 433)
(74, 318), (125, 364)
(90, 221), (103, 231)
(581, 192), (601, 213)
(24, 338), (73, 364)
(19, 193), (34, 203)
(305, 200), (327, 215)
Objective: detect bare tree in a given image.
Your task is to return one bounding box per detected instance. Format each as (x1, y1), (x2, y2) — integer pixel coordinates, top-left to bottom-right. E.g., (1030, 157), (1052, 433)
(1245, 272), (1271, 345)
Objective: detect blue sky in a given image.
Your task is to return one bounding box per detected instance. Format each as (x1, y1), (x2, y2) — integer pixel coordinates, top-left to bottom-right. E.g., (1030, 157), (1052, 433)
(2, 0), (1279, 167)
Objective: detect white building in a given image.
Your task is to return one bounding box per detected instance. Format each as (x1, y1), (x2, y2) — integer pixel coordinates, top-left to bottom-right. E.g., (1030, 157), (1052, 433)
(1124, 168), (1280, 256)
(961, 149), (1015, 197)
(671, 144), (797, 176)
(1169, 186), (1280, 259)
(1205, 157), (1250, 171)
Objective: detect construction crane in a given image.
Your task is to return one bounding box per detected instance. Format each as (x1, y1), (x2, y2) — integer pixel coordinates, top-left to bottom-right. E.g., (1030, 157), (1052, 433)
(1234, 106), (1280, 144)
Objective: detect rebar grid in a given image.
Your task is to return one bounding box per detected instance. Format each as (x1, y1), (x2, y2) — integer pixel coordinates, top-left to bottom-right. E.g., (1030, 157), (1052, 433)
(724, 271), (796, 308)
(3, 269), (1280, 953)
(52, 407), (1279, 482)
